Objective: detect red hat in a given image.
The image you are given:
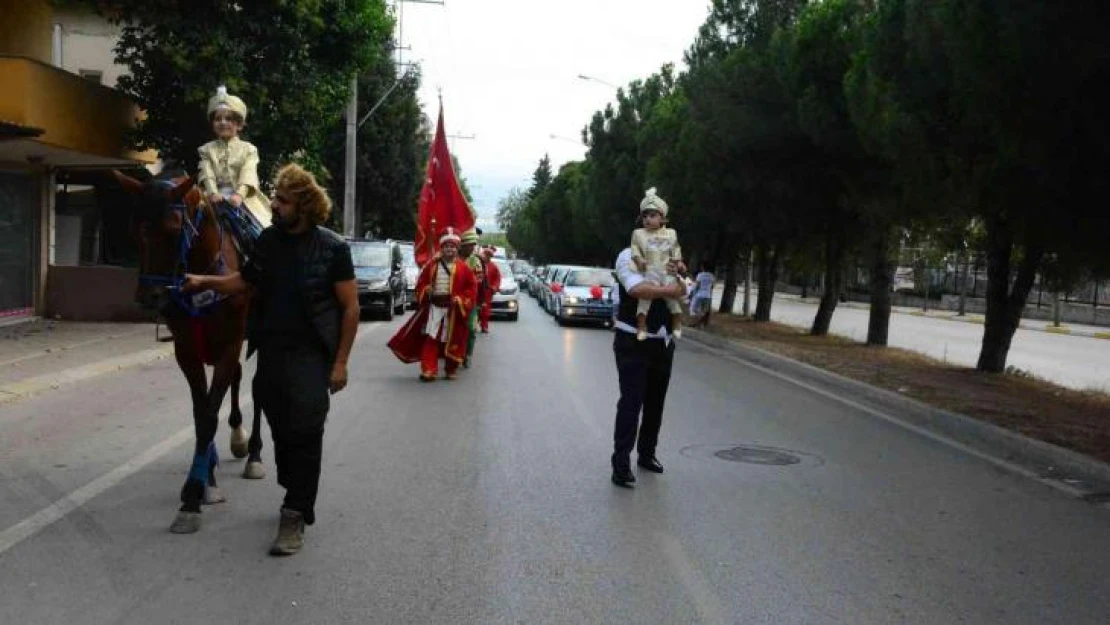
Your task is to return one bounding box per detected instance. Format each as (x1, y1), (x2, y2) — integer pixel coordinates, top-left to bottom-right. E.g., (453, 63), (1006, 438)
(439, 227), (461, 246)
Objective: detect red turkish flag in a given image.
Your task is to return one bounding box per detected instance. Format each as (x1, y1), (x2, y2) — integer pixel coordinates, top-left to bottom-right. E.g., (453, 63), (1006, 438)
(415, 106), (475, 267)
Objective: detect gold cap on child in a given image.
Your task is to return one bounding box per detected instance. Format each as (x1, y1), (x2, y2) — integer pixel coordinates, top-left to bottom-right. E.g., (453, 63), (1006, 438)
(639, 187), (669, 217)
(207, 85), (248, 121)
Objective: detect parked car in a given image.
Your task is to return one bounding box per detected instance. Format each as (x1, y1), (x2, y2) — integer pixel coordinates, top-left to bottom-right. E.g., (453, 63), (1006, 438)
(397, 241), (419, 309)
(489, 258), (519, 321)
(349, 239), (407, 320)
(510, 260), (533, 287)
(542, 265), (573, 314)
(529, 266), (549, 298)
(553, 267), (615, 327)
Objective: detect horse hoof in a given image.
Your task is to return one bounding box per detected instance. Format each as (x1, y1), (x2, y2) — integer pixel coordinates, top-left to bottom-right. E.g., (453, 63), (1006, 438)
(229, 427), (249, 459)
(242, 461), (266, 480)
(203, 487), (227, 505)
(169, 511), (202, 534)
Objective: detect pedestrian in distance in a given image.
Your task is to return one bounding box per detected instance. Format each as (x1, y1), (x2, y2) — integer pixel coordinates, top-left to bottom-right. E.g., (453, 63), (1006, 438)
(478, 246), (501, 334)
(184, 163), (360, 556)
(690, 261), (715, 329)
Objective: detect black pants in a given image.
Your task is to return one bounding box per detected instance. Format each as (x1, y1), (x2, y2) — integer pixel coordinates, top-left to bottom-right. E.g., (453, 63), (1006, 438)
(256, 338), (330, 525)
(612, 331), (675, 470)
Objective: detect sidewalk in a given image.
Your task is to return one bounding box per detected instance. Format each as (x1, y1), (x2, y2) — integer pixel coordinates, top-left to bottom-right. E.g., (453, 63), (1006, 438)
(0, 319), (172, 405)
(718, 289), (1110, 339)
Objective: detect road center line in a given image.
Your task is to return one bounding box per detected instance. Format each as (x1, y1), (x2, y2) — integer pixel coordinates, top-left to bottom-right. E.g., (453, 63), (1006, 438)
(0, 322), (385, 556)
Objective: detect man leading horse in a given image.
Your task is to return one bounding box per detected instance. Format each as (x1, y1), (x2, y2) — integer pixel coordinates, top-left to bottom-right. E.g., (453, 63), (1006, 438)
(184, 164), (359, 556)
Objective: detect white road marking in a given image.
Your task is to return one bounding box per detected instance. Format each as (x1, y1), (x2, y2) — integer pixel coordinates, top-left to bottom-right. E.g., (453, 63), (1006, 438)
(659, 532), (729, 624)
(0, 322), (386, 555)
(0, 422), (198, 554)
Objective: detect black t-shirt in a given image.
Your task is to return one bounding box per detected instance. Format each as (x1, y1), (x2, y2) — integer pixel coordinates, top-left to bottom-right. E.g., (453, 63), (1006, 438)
(242, 227), (354, 345)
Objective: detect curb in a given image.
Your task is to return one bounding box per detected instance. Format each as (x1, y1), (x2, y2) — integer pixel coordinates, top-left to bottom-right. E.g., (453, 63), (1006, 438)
(682, 327), (1110, 502)
(0, 346), (174, 405)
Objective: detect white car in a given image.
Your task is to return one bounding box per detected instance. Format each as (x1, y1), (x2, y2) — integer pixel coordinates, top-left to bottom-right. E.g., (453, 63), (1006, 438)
(489, 258), (519, 321)
(553, 267), (615, 327)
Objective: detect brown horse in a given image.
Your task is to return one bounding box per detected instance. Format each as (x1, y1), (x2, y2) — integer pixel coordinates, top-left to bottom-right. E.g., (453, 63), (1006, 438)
(114, 171), (266, 534)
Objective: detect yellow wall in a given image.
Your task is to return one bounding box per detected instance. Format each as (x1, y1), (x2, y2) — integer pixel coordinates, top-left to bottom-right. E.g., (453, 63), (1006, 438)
(0, 56), (151, 162)
(0, 0), (53, 63)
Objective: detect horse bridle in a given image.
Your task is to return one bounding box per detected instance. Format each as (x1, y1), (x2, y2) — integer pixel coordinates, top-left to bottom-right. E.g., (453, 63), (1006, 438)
(137, 180), (227, 316)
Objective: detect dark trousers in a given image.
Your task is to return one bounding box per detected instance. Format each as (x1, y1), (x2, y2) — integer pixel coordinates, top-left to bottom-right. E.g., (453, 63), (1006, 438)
(612, 331), (675, 470)
(256, 338), (330, 525)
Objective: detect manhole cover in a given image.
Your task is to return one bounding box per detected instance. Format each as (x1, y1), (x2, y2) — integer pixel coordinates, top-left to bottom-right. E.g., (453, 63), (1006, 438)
(714, 446), (801, 465)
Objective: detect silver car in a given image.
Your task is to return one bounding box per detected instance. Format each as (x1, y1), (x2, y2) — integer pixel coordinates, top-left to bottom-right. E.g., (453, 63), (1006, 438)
(489, 258), (519, 321)
(553, 267), (615, 327)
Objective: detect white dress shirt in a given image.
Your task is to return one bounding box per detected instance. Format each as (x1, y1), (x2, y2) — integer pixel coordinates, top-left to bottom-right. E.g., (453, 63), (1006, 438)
(613, 248), (674, 343)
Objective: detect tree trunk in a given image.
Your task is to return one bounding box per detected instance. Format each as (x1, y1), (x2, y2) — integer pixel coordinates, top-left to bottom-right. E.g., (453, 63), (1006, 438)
(800, 274), (809, 299)
(811, 235), (844, 336)
(754, 244), (780, 322)
(976, 228), (1043, 372)
(719, 250), (739, 315)
(867, 232), (895, 346)
(957, 252), (969, 316)
(738, 247), (751, 316)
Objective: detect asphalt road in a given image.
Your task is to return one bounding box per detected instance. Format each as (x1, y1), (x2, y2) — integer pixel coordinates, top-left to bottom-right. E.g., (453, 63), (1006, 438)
(716, 291), (1110, 392)
(1, 300), (1107, 624)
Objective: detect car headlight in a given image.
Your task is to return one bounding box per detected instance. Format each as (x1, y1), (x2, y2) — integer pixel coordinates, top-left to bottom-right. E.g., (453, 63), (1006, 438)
(369, 279), (388, 290)
(564, 296), (580, 305)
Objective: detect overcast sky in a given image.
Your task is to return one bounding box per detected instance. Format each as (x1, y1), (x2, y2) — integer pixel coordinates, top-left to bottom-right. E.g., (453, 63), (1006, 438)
(398, 0), (711, 231)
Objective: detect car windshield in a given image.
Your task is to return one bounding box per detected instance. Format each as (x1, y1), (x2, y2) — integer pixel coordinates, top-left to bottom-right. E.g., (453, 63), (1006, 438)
(493, 259), (514, 282)
(566, 269), (614, 287)
(350, 243), (391, 268)
(399, 246), (415, 267)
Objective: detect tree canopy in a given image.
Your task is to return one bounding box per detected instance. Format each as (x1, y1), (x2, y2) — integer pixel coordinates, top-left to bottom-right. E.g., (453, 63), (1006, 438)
(501, 0), (1110, 372)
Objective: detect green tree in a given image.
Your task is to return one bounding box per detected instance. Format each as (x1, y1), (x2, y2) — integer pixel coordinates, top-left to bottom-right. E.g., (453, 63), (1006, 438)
(323, 55), (423, 240)
(101, 0), (393, 180)
(529, 155), (553, 199)
(853, 0), (1110, 371)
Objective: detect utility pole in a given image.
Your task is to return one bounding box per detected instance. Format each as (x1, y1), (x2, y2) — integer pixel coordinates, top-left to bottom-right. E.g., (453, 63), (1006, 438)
(343, 75), (358, 237)
(343, 0), (444, 237)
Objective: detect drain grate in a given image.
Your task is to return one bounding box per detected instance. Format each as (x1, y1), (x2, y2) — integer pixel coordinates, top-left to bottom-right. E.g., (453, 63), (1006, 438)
(714, 446), (801, 466)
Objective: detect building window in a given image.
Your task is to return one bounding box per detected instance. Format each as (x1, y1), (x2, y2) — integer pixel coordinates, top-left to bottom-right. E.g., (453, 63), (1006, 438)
(78, 70), (103, 84)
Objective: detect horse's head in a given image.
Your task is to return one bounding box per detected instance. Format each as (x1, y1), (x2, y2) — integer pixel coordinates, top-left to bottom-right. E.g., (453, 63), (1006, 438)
(113, 170), (197, 311)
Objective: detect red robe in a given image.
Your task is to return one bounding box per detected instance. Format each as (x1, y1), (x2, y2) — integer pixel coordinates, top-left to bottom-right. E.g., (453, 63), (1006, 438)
(388, 256), (477, 365)
(484, 259), (502, 304)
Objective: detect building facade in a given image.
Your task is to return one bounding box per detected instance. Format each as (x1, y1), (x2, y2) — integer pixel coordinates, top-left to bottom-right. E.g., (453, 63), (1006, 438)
(0, 0), (155, 322)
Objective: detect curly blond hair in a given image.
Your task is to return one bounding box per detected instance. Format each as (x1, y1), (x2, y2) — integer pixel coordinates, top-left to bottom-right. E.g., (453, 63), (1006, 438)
(274, 164), (332, 226)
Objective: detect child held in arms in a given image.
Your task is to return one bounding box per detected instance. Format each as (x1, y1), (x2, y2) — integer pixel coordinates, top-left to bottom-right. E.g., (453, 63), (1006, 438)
(630, 187), (686, 340)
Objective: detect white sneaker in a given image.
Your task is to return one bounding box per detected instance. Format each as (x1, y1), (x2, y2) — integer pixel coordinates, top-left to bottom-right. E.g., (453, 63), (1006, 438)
(636, 330), (647, 341)
(673, 328), (682, 339)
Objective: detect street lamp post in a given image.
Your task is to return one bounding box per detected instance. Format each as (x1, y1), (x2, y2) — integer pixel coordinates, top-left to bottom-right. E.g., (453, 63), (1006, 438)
(577, 74), (619, 89)
(549, 133), (581, 145)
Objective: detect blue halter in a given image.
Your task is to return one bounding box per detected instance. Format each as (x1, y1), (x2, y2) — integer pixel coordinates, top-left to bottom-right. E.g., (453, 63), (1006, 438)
(138, 181), (227, 317)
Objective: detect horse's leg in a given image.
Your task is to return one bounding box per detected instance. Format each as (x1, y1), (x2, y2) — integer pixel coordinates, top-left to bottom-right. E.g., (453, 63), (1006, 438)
(201, 353), (240, 505)
(228, 362), (249, 458)
(243, 371), (267, 480)
(170, 343), (209, 534)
